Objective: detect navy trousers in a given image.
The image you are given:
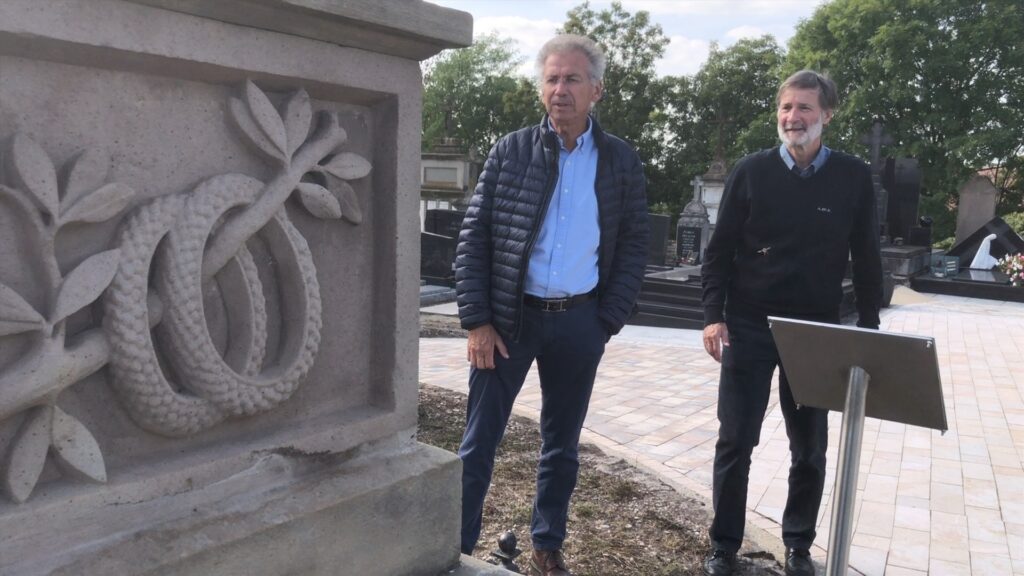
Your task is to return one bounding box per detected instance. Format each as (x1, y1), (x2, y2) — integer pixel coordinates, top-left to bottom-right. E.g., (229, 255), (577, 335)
(458, 299), (606, 554)
(709, 312), (830, 553)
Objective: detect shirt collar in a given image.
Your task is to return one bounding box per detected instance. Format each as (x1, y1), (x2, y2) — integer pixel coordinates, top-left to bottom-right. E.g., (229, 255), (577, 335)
(780, 144), (831, 177)
(547, 116), (593, 150)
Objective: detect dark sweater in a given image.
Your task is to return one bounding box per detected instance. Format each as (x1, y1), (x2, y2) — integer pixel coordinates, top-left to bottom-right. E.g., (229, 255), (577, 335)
(701, 147), (882, 328)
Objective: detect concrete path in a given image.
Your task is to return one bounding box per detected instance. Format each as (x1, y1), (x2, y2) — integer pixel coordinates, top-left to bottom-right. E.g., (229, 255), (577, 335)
(419, 288), (1024, 575)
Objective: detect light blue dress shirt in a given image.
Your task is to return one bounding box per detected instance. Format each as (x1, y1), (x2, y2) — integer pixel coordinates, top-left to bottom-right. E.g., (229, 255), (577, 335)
(780, 143), (831, 178)
(524, 119), (600, 298)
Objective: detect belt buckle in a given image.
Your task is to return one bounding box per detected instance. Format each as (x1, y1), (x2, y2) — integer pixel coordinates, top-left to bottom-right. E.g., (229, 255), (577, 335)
(541, 298), (568, 312)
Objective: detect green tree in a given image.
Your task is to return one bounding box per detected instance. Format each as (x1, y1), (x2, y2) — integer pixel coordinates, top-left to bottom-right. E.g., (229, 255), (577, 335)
(422, 33), (543, 156)
(656, 36), (784, 216)
(559, 1), (672, 206)
(786, 0), (1024, 239)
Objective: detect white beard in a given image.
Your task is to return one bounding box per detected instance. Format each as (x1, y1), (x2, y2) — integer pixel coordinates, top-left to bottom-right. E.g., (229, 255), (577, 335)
(778, 114), (824, 148)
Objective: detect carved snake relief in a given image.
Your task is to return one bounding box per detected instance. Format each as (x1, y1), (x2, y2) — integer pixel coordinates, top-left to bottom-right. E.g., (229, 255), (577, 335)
(104, 174), (322, 436)
(100, 81), (366, 437)
(0, 81), (368, 502)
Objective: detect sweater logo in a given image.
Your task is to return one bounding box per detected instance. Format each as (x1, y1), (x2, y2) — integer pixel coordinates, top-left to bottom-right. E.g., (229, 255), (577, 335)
(817, 206), (832, 213)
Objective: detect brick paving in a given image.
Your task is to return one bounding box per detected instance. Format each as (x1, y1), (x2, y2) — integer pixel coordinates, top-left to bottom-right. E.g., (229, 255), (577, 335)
(419, 289), (1024, 575)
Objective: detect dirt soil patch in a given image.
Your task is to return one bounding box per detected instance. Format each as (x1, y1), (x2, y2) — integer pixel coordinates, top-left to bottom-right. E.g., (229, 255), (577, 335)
(418, 312), (784, 575)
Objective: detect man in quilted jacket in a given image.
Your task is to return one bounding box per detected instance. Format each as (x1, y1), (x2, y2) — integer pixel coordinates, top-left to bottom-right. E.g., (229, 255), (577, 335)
(454, 34), (649, 576)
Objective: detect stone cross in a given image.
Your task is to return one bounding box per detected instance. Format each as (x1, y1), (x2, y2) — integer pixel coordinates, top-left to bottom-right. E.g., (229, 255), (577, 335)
(709, 109), (736, 161)
(690, 176), (703, 202)
(859, 118), (893, 176)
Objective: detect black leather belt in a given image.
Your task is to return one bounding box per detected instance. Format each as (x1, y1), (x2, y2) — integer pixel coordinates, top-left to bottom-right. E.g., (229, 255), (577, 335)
(523, 288), (598, 312)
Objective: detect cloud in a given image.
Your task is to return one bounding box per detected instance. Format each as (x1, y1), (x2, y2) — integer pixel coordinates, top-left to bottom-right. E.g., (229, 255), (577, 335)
(617, 0), (823, 16)
(725, 25), (767, 42)
(657, 35), (711, 77)
(474, 16), (561, 76)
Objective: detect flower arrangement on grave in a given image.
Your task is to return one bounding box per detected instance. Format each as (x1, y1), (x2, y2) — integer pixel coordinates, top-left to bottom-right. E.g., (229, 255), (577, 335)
(998, 253), (1024, 287)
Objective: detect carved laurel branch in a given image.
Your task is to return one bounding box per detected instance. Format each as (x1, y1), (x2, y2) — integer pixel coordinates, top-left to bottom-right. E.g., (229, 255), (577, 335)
(0, 80), (372, 503)
(0, 137), (133, 503)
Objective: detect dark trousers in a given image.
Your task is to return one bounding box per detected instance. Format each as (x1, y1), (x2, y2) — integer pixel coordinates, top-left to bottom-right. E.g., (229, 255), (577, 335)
(458, 299), (606, 554)
(709, 312), (829, 553)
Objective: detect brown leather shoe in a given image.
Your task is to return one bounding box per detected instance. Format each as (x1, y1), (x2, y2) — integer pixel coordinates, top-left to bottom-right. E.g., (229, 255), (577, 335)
(529, 548), (570, 576)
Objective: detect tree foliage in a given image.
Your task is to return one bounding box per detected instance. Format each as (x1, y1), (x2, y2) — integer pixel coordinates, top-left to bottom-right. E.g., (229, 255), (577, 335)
(658, 37), (784, 214)
(786, 0), (1024, 237)
(559, 2), (673, 206)
(422, 33), (543, 156)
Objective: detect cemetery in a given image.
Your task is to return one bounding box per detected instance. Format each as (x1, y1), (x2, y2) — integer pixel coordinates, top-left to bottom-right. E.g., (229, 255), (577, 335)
(0, 0), (1019, 575)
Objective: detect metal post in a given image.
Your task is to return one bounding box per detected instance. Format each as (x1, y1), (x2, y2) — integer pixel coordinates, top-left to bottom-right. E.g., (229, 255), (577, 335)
(826, 365), (870, 576)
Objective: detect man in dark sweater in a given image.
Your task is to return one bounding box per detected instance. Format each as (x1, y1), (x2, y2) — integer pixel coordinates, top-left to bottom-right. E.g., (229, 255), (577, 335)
(700, 70), (882, 576)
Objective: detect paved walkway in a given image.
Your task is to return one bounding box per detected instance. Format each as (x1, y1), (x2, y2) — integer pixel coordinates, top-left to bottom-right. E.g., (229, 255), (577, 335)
(418, 288), (1024, 575)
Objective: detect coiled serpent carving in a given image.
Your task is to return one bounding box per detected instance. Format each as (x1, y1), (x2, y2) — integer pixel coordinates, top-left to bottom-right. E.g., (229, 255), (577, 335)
(104, 174), (322, 436)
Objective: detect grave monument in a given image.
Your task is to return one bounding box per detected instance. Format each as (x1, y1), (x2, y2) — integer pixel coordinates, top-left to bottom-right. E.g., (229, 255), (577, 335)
(0, 1), (482, 574)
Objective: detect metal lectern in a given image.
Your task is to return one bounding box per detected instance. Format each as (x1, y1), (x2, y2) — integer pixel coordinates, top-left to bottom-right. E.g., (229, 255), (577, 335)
(768, 317), (946, 576)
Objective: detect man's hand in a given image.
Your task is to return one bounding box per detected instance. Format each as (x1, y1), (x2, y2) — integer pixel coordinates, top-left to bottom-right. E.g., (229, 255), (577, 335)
(467, 324), (509, 369)
(703, 322), (730, 363)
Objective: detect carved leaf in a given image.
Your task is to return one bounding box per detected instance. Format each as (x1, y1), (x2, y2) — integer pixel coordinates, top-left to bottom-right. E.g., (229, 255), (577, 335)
(3, 405), (53, 504)
(8, 134), (59, 217)
(51, 406), (106, 483)
(295, 183), (342, 219)
(332, 180), (363, 225)
(244, 80), (288, 159)
(59, 183), (135, 226)
(52, 249), (121, 324)
(321, 152), (372, 181)
(283, 89), (312, 159)
(0, 281), (45, 336)
(61, 149), (110, 208)
(229, 97), (286, 164)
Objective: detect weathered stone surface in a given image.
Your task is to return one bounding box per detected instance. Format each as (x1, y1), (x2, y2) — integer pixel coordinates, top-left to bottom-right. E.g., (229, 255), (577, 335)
(0, 0), (470, 573)
(3, 443), (460, 575)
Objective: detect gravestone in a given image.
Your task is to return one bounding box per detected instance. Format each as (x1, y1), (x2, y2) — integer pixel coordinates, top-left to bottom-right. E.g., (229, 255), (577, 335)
(948, 216), (1024, 269)
(859, 120), (893, 239)
(954, 175), (1000, 245)
(698, 157), (728, 226)
(676, 191), (711, 265)
(425, 207), (466, 239)
(648, 213), (671, 266)
(0, 1), (474, 574)
(883, 157), (922, 242)
(422, 231), (458, 286)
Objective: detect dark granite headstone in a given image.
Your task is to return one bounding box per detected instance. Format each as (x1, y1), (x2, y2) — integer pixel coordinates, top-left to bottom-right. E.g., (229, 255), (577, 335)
(953, 269), (1010, 284)
(883, 158), (921, 242)
(676, 226), (702, 265)
(947, 217), (1024, 269)
(421, 231), (457, 286)
(676, 193), (710, 265)
(424, 208), (466, 239)
(648, 213), (670, 266)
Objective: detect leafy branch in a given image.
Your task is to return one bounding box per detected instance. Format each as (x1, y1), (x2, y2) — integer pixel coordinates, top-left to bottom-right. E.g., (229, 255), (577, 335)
(0, 135), (132, 503)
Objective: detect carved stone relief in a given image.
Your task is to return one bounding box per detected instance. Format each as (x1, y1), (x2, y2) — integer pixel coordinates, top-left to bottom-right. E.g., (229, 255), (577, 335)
(0, 80), (371, 503)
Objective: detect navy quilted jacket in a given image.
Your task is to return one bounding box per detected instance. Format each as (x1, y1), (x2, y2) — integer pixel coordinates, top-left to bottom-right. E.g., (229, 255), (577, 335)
(455, 115), (649, 342)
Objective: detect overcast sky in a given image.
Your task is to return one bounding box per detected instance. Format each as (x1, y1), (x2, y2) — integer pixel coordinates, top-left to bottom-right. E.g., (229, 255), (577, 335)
(428, 0), (827, 77)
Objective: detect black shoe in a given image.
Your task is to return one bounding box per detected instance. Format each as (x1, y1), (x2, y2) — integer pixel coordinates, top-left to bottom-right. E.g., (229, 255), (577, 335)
(785, 548), (815, 576)
(703, 549), (736, 576)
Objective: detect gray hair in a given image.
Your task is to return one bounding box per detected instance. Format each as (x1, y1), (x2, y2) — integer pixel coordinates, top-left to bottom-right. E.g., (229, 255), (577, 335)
(535, 34), (606, 84)
(777, 69), (839, 111)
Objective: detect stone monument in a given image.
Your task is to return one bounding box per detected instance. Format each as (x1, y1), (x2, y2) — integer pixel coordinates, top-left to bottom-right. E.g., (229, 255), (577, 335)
(676, 179), (712, 265)
(697, 155), (728, 227)
(0, 1), (480, 574)
(954, 174), (1000, 246)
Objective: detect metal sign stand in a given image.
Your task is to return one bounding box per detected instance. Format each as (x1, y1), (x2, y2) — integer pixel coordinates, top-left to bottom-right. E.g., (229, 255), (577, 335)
(768, 317), (946, 576)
